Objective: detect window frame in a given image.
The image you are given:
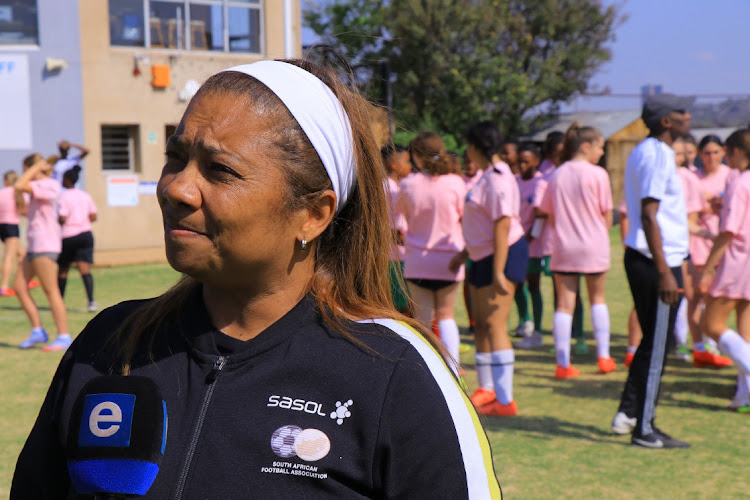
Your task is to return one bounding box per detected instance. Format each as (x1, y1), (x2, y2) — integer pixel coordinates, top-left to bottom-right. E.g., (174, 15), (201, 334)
(101, 124), (141, 173)
(110, 0), (263, 55)
(0, 0), (40, 47)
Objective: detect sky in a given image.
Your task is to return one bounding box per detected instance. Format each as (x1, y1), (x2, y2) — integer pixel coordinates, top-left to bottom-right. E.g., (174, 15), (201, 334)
(301, 0), (750, 112)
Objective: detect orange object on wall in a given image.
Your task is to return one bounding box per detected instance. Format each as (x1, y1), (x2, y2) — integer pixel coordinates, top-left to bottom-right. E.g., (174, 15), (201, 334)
(151, 65), (170, 88)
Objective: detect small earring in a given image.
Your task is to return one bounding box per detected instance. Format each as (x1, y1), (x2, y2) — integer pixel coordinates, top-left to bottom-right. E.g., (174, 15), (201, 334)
(300, 238), (307, 251)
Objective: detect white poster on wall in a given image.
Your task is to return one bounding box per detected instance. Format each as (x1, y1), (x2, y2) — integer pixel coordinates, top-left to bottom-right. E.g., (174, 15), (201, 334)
(107, 175), (139, 207)
(0, 54), (32, 150)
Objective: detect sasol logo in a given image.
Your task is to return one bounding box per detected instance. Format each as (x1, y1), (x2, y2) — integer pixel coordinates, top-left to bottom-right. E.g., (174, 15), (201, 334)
(78, 393), (136, 447)
(267, 395), (327, 417)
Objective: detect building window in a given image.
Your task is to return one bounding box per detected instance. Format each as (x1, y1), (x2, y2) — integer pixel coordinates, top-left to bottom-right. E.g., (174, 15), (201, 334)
(109, 0), (262, 53)
(0, 0), (38, 45)
(102, 125), (140, 171)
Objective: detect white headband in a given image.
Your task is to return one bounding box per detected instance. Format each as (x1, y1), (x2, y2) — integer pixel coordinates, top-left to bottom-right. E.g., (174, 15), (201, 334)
(220, 61), (355, 213)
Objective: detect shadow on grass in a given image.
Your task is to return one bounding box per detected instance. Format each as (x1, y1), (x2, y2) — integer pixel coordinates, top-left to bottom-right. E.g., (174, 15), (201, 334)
(481, 415), (627, 445)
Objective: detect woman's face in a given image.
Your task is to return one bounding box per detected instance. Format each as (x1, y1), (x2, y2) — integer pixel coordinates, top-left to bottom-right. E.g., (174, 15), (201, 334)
(518, 151), (539, 179)
(725, 146), (748, 170)
(672, 141), (686, 167)
(583, 137), (605, 165)
(158, 91), (307, 288)
(465, 143), (486, 167)
(699, 141), (724, 172)
(685, 142), (697, 166)
(500, 143), (518, 170)
(462, 152), (479, 177)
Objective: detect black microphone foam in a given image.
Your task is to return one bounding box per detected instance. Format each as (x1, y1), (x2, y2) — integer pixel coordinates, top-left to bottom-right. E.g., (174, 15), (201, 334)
(66, 376), (167, 497)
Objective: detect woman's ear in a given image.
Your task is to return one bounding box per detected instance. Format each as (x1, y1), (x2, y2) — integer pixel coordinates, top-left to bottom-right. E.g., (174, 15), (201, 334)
(298, 189), (336, 243)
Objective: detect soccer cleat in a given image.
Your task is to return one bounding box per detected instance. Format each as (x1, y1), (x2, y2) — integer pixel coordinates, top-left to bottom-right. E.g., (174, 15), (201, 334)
(28, 279), (40, 289)
(573, 338), (589, 355)
(693, 350), (732, 368)
(41, 335), (72, 352)
(515, 330), (543, 349)
(19, 328), (49, 349)
(631, 427), (690, 448)
(674, 346), (691, 362)
(477, 400), (518, 417)
(624, 352), (635, 368)
(514, 320), (534, 338)
(87, 301), (98, 313)
(555, 365), (580, 379)
(470, 388), (497, 407)
(0, 287), (16, 297)
(611, 412), (636, 435)
(598, 357), (617, 374)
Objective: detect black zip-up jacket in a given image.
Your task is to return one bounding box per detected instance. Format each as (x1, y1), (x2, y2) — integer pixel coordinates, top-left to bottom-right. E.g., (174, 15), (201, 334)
(12, 291), (501, 499)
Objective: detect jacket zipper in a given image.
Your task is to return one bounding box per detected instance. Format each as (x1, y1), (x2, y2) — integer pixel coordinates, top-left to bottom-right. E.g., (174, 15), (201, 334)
(173, 356), (227, 500)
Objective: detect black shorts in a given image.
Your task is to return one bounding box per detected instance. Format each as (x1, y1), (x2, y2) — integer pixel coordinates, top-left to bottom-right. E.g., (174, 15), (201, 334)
(406, 278), (457, 292)
(0, 223), (19, 242)
(58, 231), (94, 267)
(467, 236), (529, 288)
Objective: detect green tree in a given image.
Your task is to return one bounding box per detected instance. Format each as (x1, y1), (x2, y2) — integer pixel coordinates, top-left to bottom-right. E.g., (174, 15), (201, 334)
(304, 0), (622, 138)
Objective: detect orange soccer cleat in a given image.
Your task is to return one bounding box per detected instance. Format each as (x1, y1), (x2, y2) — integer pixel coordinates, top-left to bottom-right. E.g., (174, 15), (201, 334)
(470, 388), (496, 408)
(477, 400), (518, 417)
(624, 352), (635, 368)
(693, 350), (732, 368)
(555, 365), (581, 379)
(598, 357), (617, 374)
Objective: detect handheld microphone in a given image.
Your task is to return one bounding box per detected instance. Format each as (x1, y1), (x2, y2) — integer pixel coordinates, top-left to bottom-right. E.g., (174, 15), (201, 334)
(66, 376), (167, 498)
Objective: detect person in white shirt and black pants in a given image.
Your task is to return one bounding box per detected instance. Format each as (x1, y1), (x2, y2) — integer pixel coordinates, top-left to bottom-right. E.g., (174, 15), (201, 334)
(611, 94), (694, 448)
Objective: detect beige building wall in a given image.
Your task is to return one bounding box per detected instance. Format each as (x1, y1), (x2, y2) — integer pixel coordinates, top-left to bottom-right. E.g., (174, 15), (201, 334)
(78, 1), (301, 265)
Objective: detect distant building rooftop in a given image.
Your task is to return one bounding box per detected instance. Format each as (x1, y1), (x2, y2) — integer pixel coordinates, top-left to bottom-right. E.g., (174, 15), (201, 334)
(524, 110), (642, 141)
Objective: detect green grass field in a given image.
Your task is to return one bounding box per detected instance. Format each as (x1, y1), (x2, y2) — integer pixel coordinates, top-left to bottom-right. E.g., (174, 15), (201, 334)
(1, 234), (748, 498)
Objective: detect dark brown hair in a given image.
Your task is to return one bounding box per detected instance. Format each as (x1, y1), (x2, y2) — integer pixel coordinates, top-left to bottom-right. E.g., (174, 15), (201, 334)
(117, 59), (441, 372)
(3, 170), (25, 212)
(725, 128), (750, 161)
(561, 121), (603, 163)
(409, 132), (453, 175)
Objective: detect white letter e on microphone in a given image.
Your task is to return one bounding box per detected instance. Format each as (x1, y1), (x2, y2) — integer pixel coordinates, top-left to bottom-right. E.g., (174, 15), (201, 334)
(89, 402), (123, 438)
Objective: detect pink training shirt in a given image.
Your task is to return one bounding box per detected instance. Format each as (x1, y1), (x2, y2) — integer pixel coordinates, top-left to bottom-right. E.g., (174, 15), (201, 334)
(463, 162), (524, 262)
(386, 177), (407, 262)
(691, 164), (736, 266)
(539, 160), (613, 273)
(59, 187), (97, 239)
(396, 172), (466, 281)
(710, 170), (750, 301)
(532, 177), (554, 257)
(463, 173), (482, 193)
(678, 167), (705, 215)
(517, 172), (546, 258)
(0, 186), (24, 224)
(538, 159), (556, 177)
(27, 177), (61, 253)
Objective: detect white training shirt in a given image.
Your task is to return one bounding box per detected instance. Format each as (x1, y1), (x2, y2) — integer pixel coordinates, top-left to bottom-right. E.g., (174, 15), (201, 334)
(623, 137), (689, 268)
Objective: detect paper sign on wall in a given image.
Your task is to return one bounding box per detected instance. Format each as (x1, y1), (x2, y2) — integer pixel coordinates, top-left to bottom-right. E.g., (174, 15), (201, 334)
(138, 181), (157, 195)
(0, 54), (32, 150)
(107, 175), (139, 206)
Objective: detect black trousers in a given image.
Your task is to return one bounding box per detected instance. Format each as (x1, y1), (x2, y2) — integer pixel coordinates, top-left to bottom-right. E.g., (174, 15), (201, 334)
(617, 248), (683, 435)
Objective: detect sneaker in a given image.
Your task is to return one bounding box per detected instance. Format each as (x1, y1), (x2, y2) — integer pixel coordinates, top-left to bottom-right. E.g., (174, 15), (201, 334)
(728, 398), (750, 413)
(632, 427), (690, 449)
(611, 411), (636, 435)
(515, 330), (543, 349)
(19, 328), (49, 349)
(477, 400), (518, 417)
(674, 345), (691, 362)
(693, 350), (732, 368)
(573, 338), (589, 355)
(624, 352), (635, 368)
(0, 287), (15, 297)
(470, 388), (497, 407)
(598, 357), (617, 374)
(555, 365), (580, 379)
(514, 320), (533, 338)
(41, 335), (72, 352)
(87, 301), (98, 313)
(28, 279), (40, 289)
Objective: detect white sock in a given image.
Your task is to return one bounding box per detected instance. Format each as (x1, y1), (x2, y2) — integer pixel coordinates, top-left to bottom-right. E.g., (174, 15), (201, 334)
(553, 312), (573, 368)
(674, 297), (688, 347)
(475, 352), (494, 390)
(693, 340), (706, 353)
(491, 349), (515, 405)
(734, 371), (750, 403)
(438, 319), (460, 374)
(627, 345), (637, 354)
(31, 327), (45, 335)
(57, 333), (71, 339)
(591, 303), (610, 359)
(718, 330), (750, 374)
